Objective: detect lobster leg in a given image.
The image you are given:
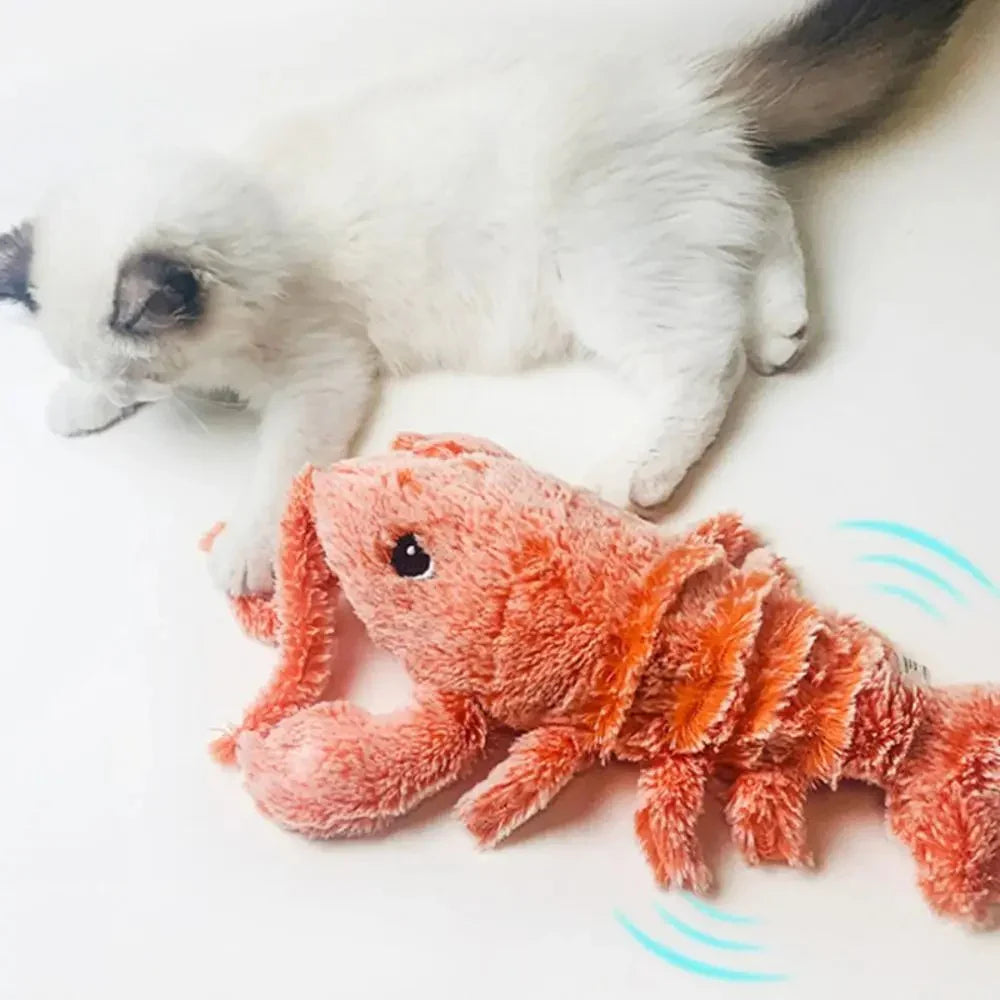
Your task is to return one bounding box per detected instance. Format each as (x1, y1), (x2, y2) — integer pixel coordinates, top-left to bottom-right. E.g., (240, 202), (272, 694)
(457, 727), (595, 847)
(635, 754), (712, 892)
(725, 768), (813, 868)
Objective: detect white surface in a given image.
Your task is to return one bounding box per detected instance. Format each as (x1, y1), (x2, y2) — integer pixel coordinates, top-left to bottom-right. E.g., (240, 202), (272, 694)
(2, 2), (999, 997)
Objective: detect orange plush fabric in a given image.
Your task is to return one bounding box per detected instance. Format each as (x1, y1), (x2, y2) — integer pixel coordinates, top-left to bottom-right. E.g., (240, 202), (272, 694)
(209, 434), (1000, 926)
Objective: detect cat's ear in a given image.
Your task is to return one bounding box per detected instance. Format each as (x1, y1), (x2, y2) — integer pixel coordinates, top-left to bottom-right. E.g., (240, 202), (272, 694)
(0, 222), (36, 311)
(111, 252), (205, 337)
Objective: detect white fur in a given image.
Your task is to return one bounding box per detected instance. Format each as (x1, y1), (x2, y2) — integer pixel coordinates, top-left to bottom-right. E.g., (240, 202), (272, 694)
(26, 45), (809, 593)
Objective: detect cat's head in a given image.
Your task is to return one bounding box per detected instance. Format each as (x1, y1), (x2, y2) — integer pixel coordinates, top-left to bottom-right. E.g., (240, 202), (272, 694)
(0, 155), (291, 405)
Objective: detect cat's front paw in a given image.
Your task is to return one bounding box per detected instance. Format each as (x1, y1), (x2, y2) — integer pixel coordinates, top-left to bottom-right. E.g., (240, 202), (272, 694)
(747, 266), (810, 375)
(207, 516), (277, 595)
(746, 321), (808, 375)
(46, 380), (136, 436)
(628, 454), (688, 512)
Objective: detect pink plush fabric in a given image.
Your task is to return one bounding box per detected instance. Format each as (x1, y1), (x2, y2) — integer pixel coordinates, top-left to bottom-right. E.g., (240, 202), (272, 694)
(210, 433), (1000, 926)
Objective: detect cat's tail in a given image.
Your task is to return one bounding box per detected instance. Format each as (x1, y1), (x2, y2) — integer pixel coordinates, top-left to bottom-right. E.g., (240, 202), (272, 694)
(717, 0), (974, 164)
(887, 685), (1000, 925)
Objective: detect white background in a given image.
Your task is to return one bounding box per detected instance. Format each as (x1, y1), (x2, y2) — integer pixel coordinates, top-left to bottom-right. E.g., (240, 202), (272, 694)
(1, 1), (999, 997)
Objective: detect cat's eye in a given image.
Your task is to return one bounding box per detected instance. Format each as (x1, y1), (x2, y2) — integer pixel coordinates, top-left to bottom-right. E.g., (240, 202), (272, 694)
(111, 254), (203, 337)
(390, 533), (434, 579)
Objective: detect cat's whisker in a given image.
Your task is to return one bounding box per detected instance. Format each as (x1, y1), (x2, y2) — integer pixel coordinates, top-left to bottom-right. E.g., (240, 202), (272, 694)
(170, 395), (209, 436)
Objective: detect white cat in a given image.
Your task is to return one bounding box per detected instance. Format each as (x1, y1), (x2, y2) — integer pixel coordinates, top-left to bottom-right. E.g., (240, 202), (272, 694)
(0, 0), (972, 594)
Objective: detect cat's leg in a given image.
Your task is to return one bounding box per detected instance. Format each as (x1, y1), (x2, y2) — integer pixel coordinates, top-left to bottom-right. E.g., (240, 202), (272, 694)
(556, 247), (748, 509)
(746, 193), (810, 375)
(208, 336), (378, 595)
(46, 375), (141, 436)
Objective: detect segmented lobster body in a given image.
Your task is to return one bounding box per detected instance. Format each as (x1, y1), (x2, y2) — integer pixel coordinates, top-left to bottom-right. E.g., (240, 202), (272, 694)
(612, 514), (928, 794)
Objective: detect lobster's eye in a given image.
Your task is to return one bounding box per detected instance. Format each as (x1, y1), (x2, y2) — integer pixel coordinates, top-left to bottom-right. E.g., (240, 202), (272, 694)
(390, 533), (433, 579)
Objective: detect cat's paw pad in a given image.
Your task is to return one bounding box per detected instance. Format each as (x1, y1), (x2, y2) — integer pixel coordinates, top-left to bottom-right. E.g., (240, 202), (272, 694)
(207, 518), (277, 595)
(46, 380), (134, 436)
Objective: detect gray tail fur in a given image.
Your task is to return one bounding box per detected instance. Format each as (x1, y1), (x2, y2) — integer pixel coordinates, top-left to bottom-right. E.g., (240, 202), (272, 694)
(719, 0), (974, 164)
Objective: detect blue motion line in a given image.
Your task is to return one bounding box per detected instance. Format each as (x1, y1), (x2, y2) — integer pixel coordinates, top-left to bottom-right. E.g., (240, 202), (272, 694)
(615, 913), (785, 984)
(839, 520), (997, 593)
(655, 905), (761, 952)
(872, 584), (944, 620)
(682, 893), (756, 925)
(857, 554), (967, 603)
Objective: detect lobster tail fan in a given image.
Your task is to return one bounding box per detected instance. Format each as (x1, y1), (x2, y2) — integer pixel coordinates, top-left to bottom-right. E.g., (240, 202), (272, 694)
(888, 686), (1000, 923)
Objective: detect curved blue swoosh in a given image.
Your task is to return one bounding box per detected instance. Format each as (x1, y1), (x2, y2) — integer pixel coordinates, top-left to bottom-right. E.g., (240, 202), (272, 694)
(615, 913), (786, 983)
(857, 554), (967, 603)
(683, 893), (756, 925)
(872, 584), (944, 620)
(839, 520), (997, 593)
(655, 905), (761, 952)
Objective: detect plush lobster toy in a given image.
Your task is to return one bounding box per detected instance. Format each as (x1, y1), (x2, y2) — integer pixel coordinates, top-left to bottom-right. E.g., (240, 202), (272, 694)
(208, 433), (1000, 925)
